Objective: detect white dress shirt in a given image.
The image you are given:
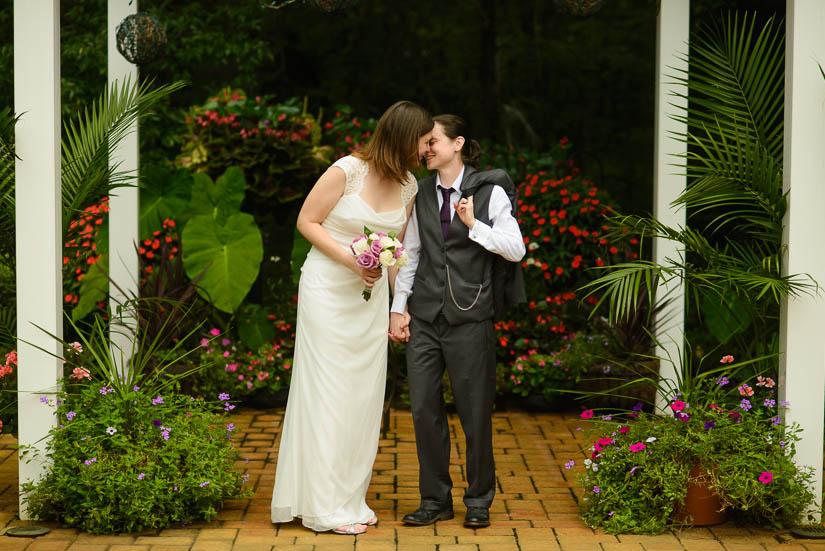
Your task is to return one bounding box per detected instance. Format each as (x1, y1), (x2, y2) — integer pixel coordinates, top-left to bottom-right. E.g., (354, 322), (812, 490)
(391, 167), (526, 314)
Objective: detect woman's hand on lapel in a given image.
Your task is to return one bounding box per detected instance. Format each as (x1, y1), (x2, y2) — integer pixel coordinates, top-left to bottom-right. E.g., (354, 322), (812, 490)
(454, 196), (476, 229)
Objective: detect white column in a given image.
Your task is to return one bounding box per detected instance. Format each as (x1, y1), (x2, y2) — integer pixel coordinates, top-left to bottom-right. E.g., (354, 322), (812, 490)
(780, 0), (825, 521)
(652, 0), (689, 412)
(14, 0), (63, 519)
(108, 0), (139, 373)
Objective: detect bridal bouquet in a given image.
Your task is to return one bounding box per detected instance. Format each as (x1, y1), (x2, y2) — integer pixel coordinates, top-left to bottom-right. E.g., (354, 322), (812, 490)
(351, 226), (408, 301)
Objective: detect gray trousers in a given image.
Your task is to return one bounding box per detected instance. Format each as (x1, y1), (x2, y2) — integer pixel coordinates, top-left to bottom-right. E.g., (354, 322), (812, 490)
(406, 314), (497, 510)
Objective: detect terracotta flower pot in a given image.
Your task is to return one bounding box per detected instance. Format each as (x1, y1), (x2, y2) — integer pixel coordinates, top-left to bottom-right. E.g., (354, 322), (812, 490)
(675, 465), (726, 526)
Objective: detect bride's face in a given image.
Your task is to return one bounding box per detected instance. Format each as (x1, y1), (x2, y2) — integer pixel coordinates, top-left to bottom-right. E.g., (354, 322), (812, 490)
(417, 131), (433, 164)
(424, 123), (462, 171)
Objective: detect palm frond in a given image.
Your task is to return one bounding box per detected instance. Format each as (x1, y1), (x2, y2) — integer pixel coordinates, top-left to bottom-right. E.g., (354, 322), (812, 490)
(61, 77), (185, 235)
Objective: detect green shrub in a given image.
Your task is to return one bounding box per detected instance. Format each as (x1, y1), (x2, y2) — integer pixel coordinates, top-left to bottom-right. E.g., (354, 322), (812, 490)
(22, 381), (249, 534)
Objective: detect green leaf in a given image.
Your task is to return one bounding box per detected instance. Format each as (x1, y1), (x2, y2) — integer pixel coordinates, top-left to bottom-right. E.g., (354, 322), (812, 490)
(187, 167), (245, 225)
(73, 254), (108, 321)
(182, 213), (263, 313)
(237, 303), (276, 351)
(139, 166), (193, 238)
(701, 290), (752, 344)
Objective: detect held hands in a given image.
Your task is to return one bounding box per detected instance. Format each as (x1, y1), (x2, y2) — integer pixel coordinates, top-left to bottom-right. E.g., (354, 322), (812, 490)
(389, 311), (411, 343)
(454, 195), (476, 229)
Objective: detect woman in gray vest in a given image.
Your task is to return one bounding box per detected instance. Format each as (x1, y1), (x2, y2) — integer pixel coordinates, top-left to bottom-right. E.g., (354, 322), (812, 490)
(391, 115), (526, 528)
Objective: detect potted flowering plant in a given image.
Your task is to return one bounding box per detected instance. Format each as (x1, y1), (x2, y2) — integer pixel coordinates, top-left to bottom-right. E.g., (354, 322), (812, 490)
(574, 352), (815, 534)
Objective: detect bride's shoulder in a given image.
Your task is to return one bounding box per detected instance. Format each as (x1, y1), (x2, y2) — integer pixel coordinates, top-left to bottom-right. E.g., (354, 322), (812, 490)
(401, 171), (418, 206)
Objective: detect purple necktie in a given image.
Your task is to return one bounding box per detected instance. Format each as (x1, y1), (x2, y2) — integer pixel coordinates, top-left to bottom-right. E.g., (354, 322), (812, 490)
(440, 186), (454, 238)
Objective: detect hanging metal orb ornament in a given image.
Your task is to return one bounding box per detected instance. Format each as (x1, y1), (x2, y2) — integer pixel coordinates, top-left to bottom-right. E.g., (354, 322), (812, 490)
(307, 0), (354, 13)
(116, 12), (167, 65)
(553, 0), (606, 17)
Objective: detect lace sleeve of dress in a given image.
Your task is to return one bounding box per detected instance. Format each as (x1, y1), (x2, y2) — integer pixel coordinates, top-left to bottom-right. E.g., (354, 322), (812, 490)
(331, 156), (359, 195)
(401, 172), (418, 206)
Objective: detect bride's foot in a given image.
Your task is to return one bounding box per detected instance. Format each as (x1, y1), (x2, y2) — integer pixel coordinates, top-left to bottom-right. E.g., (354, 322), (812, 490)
(333, 523), (367, 535)
(365, 516), (378, 526)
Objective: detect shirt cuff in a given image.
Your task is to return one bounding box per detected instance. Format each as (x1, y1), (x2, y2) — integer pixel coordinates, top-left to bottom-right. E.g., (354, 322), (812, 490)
(391, 293), (409, 314)
(468, 219), (491, 243)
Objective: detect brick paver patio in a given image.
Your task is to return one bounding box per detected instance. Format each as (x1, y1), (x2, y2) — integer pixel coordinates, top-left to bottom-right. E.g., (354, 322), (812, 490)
(0, 407), (821, 550)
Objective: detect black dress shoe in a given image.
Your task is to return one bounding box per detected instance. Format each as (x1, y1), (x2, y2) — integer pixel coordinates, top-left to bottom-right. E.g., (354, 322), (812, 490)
(402, 506), (454, 525)
(464, 507), (490, 527)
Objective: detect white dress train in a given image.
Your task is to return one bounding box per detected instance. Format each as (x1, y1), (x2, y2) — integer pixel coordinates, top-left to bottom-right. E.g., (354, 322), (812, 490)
(271, 155), (417, 531)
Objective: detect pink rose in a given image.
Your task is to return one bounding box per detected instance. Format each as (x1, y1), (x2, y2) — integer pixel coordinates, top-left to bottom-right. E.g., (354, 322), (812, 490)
(356, 251), (379, 269)
(370, 239), (383, 255)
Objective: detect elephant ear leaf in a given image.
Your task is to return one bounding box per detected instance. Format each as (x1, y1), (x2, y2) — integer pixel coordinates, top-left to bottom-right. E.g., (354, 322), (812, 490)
(702, 290), (752, 345)
(237, 303), (276, 352)
(139, 166), (193, 237)
(73, 254), (109, 321)
(187, 167), (246, 224)
(182, 212), (263, 313)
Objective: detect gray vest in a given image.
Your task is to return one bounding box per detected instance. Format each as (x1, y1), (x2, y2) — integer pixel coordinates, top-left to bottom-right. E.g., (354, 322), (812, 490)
(408, 167), (497, 325)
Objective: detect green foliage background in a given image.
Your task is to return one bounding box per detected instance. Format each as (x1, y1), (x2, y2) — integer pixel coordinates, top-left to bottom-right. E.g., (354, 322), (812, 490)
(0, 0), (786, 214)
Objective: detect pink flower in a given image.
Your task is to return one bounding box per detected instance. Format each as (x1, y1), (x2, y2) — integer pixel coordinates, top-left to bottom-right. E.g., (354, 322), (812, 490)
(284, 364), (291, 370)
(670, 400), (686, 412)
(5, 350), (17, 366)
(757, 376), (775, 388)
(720, 354), (734, 364)
(619, 426), (630, 434)
(68, 342), (83, 353)
(223, 351), (230, 358)
(629, 442), (646, 453)
(759, 471), (773, 484)
(209, 328), (220, 336)
(356, 251), (379, 269)
(71, 367), (91, 380)
(580, 409), (594, 419)
(738, 384), (754, 397)
(370, 240), (383, 255)
(226, 363), (238, 372)
(200, 338), (209, 347)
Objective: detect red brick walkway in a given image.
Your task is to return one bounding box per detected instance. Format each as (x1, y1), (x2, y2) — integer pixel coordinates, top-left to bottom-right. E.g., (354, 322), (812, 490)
(0, 408), (821, 550)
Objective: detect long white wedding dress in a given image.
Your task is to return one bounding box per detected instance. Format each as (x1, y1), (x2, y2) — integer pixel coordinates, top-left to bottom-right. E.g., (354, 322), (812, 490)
(271, 155), (417, 531)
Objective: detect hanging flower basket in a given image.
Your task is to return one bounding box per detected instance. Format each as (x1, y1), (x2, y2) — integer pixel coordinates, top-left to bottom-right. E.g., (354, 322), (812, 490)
(553, 0), (605, 17)
(116, 12), (167, 65)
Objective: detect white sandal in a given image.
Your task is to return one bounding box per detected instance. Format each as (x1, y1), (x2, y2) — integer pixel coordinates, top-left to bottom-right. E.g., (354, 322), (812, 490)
(333, 523), (367, 535)
(366, 516), (378, 526)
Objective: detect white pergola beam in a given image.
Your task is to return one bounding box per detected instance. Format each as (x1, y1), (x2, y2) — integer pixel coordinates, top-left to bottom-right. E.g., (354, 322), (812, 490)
(652, 0), (689, 411)
(780, 0), (825, 521)
(108, 0), (139, 372)
(14, 0), (63, 519)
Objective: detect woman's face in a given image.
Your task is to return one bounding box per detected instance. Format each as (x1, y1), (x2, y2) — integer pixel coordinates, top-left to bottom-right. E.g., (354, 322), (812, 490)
(416, 131), (433, 165)
(424, 123), (462, 171)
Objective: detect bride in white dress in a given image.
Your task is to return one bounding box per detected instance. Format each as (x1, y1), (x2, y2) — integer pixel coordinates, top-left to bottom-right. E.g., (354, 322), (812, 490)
(271, 101), (434, 535)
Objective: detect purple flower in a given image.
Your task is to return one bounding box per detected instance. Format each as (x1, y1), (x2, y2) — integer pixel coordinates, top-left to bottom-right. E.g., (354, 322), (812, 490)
(226, 423), (235, 432)
(564, 460), (574, 470)
(224, 404), (236, 412)
(608, 511), (615, 517)
(84, 457), (97, 466)
(66, 411), (76, 421)
(764, 398), (776, 408)
(39, 396), (48, 404)
(199, 480), (210, 488)
(601, 415), (612, 421)
(716, 376), (729, 386)
(133, 385), (140, 392)
(771, 416), (783, 426)
(632, 402), (644, 411)
(356, 251), (379, 269)
(779, 401), (790, 408)
(152, 396), (164, 406)
(137, 473), (145, 480)
(740, 399), (752, 412)
(218, 393), (230, 401)
(369, 239), (383, 255)
(152, 419), (163, 427)
(592, 486), (601, 494)
(629, 466), (640, 476)
(704, 421), (715, 430)
(161, 428), (170, 441)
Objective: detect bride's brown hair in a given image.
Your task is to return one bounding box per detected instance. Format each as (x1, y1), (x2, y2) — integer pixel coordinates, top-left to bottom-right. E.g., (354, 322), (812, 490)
(352, 101), (433, 184)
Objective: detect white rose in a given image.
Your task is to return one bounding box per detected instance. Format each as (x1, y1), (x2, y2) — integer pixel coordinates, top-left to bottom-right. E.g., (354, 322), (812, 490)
(396, 250), (409, 266)
(528, 242), (539, 251)
(393, 238), (403, 248)
(379, 236), (394, 248)
(368, 233), (379, 241)
(378, 250), (396, 267)
(352, 237), (369, 255)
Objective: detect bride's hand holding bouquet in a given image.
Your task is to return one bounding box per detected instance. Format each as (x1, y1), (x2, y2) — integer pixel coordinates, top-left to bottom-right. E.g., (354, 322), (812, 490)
(351, 226), (408, 300)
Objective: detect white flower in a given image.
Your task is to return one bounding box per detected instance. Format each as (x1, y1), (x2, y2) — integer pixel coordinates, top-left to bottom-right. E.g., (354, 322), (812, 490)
(379, 236), (394, 248)
(393, 238), (403, 248)
(396, 250), (409, 266)
(368, 233), (379, 241)
(527, 242), (539, 251)
(584, 458), (592, 467)
(106, 426), (117, 435)
(592, 464), (599, 472)
(526, 257), (535, 265)
(378, 250), (396, 267)
(352, 237), (369, 255)
(645, 437), (657, 443)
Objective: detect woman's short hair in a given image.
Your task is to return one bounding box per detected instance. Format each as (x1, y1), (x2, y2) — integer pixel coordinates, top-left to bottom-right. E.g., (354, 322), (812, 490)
(432, 114), (482, 167)
(352, 101), (434, 183)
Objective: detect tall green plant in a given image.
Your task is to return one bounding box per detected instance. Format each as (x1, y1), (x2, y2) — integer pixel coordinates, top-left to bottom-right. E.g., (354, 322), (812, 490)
(582, 13), (815, 366)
